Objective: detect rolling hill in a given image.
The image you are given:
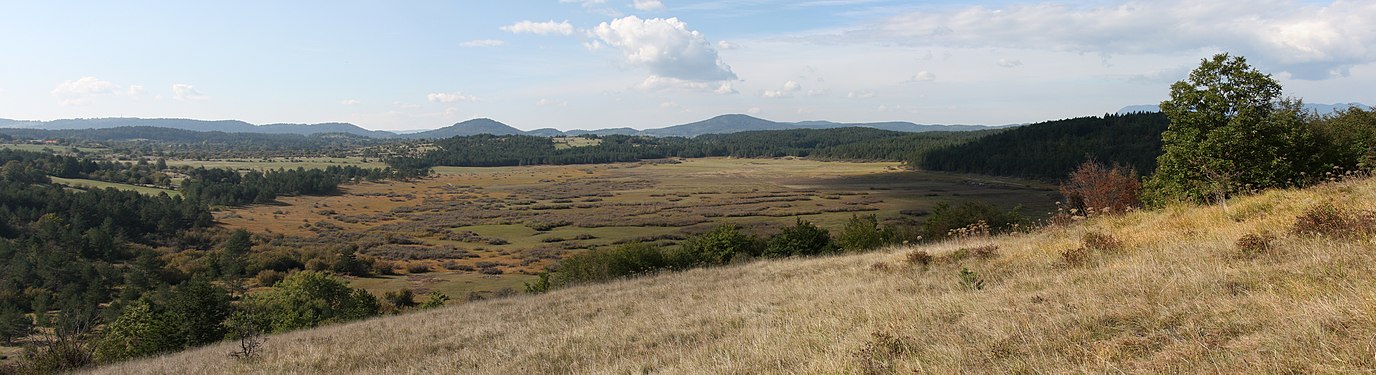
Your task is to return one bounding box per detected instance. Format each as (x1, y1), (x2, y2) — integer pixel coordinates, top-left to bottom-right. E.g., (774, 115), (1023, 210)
(95, 177), (1376, 373)
(1, 115), (1000, 140)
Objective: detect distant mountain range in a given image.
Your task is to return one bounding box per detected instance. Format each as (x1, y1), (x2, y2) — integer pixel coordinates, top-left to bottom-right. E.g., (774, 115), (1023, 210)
(0, 115), (1002, 139)
(1117, 102), (1370, 115)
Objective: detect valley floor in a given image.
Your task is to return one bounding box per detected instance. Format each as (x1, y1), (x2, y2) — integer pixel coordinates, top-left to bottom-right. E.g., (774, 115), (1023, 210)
(93, 178), (1376, 373)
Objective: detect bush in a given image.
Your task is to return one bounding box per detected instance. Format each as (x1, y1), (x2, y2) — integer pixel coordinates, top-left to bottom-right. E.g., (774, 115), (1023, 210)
(673, 225), (760, 266)
(1060, 247), (1092, 267)
(763, 218), (835, 258)
(406, 264), (431, 274)
(240, 271), (380, 333)
(0, 307), (31, 345)
(554, 243), (669, 286)
(1236, 232), (1276, 257)
(904, 250), (932, 267)
(383, 288), (417, 309)
(420, 292), (449, 309)
(958, 268), (985, 290)
(1081, 232), (1123, 253)
(921, 201), (1026, 240)
(836, 215), (896, 252)
(1291, 203), (1376, 238)
(255, 269), (286, 287)
(1060, 160), (1141, 214)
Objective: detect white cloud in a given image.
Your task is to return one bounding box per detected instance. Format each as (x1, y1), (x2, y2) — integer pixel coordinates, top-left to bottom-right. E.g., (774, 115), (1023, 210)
(997, 58), (1023, 68)
(460, 39), (505, 47)
(762, 80), (821, 98)
(537, 98), (568, 107)
(908, 70), (935, 82)
(341, 99), (362, 106)
(633, 0), (665, 11)
(847, 90), (875, 99)
(593, 16), (736, 81)
(561, 0), (607, 6)
(50, 77), (142, 105)
(427, 91), (478, 103)
(171, 83), (208, 101)
(746, 107), (762, 115)
(863, 0), (1376, 80)
(717, 40), (739, 50)
(714, 82), (738, 95)
(501, 20), (574, 35)
(659, 100), (679, 108)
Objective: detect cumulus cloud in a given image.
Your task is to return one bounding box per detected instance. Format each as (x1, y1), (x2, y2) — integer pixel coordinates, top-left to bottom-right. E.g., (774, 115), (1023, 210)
(862, 0), (1376, 80)
(714, 82), (738, 95)
(717, 40), (739, 50)
(907, 70), (935, 82)
(50, 77), (142, 105)
(847, 90), (875, 99)
(171, 83), (208, 101)
(593, 16), (736, 81)
(427, 92), (478, 103)
(761, 80), (822, 98)
(746, 107), (762, 115)
(997, 58), (1023, 68)
(460, 39), (505, 47)
(501, 20), (575, 35)
(341, 99), (362, 106)
(633, 0), (665, 11)
(536, 98), (568, 107)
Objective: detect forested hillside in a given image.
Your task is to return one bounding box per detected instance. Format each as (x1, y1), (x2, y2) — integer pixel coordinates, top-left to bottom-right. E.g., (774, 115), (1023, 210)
(917, 112), (1169, 179)
(388, 127), (997, 168)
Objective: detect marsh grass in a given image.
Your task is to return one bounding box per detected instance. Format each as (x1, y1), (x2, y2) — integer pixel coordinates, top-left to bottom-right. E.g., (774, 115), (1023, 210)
(92, 177), (1376, 374)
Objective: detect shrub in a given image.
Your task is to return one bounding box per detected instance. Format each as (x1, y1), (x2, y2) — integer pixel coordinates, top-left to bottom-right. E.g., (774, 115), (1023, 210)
(1291, 203), (1376, 238)
(383, 288), (417, 309)
(944, 245), (998, 263)
(904, 250), (932, 267)
(554, 243), (669, 286)
(420, 292), (449, 309)
(836, 214), (896, 252)
(921, 202), (1026, 240)
(763, 218), (835, 258)
(1059, 159), (1141, 214)
(240, 271), (380, 333)
(674, 225), (760, 265)
(1081, 232), (1124, 253)
(1060, 247), (1092, 267)
(255, 269), (286, 287)
(406, 264), (431, 274)
(372, 260), (397, 275)
(853, 331), (914, 375)
(958, 268), (985, 290)
(1236, 232), (1276, 257)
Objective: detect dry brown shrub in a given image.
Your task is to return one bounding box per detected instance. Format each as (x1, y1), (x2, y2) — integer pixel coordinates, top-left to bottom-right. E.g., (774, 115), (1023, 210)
(868, 262), (893, 272)
(1236, 232), (1276, 258)
(1060, 247), (1091, 267)
(904, 250), (932, 267)
(943, 245), (999, 263)
(1081, 232), (1124, 253)
(1059, 159), (1141, 215)
(853, 331), (914, 375)
(1291, 203), (1376, 238)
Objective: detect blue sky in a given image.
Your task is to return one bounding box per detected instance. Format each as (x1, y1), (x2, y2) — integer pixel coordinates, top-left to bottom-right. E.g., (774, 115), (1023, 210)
(3, 0), (1373, 131)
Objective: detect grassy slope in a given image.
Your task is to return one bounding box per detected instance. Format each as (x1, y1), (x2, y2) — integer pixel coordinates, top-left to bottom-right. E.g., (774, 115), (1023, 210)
(96, 178), (1376, 374)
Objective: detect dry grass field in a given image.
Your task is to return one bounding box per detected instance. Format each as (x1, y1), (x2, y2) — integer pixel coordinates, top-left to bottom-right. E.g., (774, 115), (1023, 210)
(94, 176), (1376, 374)
(211, 158), (1053, 296)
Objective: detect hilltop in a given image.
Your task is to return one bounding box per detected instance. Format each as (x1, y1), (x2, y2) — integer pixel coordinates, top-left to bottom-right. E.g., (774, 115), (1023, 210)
(98, 177), (1376, 373)
(1, 114), (997, 139)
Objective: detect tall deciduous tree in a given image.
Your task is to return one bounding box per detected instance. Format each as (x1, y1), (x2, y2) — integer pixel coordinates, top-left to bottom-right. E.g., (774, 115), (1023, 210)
(1145, 53), (1324, 205)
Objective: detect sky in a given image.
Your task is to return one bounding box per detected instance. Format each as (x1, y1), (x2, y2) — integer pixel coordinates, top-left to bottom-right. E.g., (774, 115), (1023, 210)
(2, 0), (1374, 131)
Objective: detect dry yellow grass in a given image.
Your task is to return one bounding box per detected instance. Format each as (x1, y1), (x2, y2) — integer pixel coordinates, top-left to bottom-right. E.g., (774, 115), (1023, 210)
(92, 178), (1376, 374)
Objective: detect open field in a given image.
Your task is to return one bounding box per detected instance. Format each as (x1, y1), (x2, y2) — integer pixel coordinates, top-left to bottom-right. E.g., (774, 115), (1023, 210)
(99, 176), (1376, 373)
(166, 156), (388, 171)
(213, 157), (1055, 295)
(49, 176), (181, 197)
(0, 143), (107, 154)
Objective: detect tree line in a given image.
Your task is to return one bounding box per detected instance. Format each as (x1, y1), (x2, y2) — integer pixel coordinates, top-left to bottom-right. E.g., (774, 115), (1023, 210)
(387, 127), (998, 169)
